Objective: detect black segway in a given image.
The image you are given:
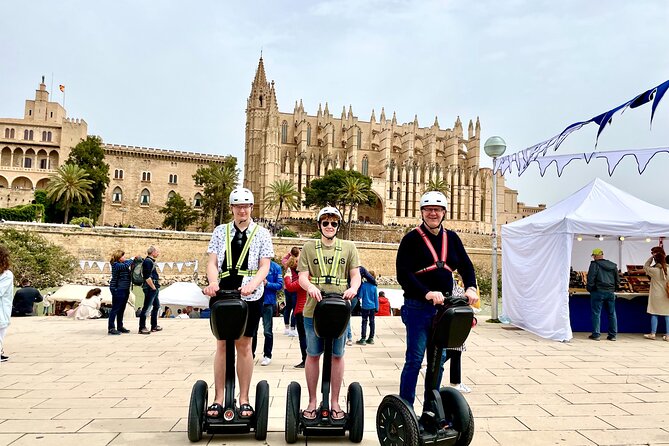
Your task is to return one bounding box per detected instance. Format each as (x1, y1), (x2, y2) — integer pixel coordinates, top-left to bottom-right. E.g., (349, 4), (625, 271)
(285, 292), (364, 443)
(187, 290), (269, 442)
(376, 295), (475, 446)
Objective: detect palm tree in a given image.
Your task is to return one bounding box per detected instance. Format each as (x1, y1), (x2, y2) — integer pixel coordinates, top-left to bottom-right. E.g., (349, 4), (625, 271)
(426, 178), (450, 196)
(264, 179), (300, 222)
(46, 164), (94, 223)
(340, 176), (371, 239)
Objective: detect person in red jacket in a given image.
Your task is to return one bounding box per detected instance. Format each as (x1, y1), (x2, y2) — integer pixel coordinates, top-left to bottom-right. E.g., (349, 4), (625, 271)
(284, 255), (307, 368)
(376, 290), (391, 317)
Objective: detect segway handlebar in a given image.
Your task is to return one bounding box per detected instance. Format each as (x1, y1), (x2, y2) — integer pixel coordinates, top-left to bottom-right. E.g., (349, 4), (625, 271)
(320, 291), (344, 300)
(437, 292), (470, 308)
(214, 289), (242, 299)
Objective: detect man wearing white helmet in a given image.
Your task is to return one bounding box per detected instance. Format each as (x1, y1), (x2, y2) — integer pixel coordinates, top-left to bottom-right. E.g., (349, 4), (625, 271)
(203, 187), (275, 419)
(297, 206), (361, 420)
(396, 190), (479, 407)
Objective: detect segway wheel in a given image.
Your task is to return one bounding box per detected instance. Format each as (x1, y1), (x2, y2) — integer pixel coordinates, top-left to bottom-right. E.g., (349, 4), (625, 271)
(439, 387), (475, 446)
(254, 380), (270, 441)
(347, 382), (364, 443)
(376, 395), (420, 446)
(187, 380), (208, 442)
(285, 381), (301, 444)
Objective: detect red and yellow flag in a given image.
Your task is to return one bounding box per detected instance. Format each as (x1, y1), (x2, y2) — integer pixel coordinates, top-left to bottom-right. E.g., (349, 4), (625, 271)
(59, 85), (65, 92)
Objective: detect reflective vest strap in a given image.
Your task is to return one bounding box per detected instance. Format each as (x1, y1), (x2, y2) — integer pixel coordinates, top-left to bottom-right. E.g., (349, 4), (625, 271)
(313, 239), (343, 284)
(218, 269), (258, 279)
(221, 223), (259, 278)
(414, 226), (451, 274)
(236, 224), (259, 270)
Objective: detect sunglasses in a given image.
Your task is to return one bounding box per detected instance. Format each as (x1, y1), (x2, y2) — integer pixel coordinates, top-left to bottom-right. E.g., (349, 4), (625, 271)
(321, 221), (339, 228)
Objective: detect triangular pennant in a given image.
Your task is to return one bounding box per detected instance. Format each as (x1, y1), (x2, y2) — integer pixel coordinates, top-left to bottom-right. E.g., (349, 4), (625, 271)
(86, 260), (95, 269)
(95, 261), (105, 272)
(534, 157), (556, 177)
(79, 260), (86, 269)
(555, 155), (583, 177)
(651, 80), (669, 126)
(176, 262), (184, 272)
(156, 262), (164, 273)
(595, 151), (629, 176)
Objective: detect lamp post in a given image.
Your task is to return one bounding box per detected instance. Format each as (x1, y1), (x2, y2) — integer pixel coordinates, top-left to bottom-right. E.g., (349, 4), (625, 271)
(484, 136), (507, 321)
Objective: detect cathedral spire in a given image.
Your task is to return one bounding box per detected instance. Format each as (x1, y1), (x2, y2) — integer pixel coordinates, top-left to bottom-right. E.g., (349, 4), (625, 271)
(433, 115), (439, 128)
(391, 111), (397, 126)
(370, 108), (376, 123)
(413, 114), (419, 127)
(324, 102), (330, 116)
(253, 56), (268, 88)
(380, 107), (386, 123)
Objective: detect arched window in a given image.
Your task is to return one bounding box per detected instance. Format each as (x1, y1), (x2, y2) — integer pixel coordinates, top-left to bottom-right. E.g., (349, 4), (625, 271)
(114, 169), (124, 179)
(259, 95), (263, 107)
(112, 187), (123, 203)
(169, 174), (178, 184)
(142, 171), (151, 182)
(306, 124), (312, 146)
(140, 188), (151, 205)
(47, 131), (52, 142)
(168, 190), (176, 200)
(357, 129), (362, 148)
(4, 129), (8, 138)
(24, 130), (29, 140)
(281, 121), (288, 144)
(9, 129), (14, 139)
(194, 193), (203, 208)
(29, 130), (33, 140)
(42, 131), (47, 141)
(361, 155), (369, 176)
(24, 158), (32, 168)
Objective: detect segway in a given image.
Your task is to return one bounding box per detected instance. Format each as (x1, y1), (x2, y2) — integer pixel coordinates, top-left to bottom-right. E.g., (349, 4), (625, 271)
(285, 292), (364, 443)
(376, 295), (475, 446)
(187, 290), (269, 442)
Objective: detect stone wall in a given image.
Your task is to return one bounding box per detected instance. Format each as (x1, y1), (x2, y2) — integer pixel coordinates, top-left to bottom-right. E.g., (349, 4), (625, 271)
(0, 222), (494, 286)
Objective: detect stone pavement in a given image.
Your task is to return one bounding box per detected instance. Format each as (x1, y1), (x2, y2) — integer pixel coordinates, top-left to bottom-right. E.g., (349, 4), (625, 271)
(2, 315), (669, 446)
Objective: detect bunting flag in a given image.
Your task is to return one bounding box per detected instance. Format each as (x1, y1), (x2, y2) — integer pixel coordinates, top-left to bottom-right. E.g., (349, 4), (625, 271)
(176, 262), (184, 272)
(528, 146), (669, 177)
(94, 261), (105, 272)
(156, 262), (164, 273)
(59, 84), (65, 92)
(77, 259), (200, 271)
(495, 80), (669, 176)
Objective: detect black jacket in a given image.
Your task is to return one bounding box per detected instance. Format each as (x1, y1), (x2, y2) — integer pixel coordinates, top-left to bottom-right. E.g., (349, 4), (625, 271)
(586, 259), (619, 292)
(12, 286), (43, 316)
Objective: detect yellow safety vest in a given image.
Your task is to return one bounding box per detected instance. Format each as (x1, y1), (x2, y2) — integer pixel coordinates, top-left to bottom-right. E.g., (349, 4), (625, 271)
(218, 223), (259, 279)
(310, 239), (345, 286)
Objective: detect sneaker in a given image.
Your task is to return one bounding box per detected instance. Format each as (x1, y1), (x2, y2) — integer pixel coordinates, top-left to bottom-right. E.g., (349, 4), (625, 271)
(151, 326), (163, 332)
(607, 335), (617, 341)
(588, 334), (601, 341)
(118, 327), (130, 334)
(294, 361), (305, 369)
(355, 338), (366, 345)
(284, 328), (291, 336)
(108, 329), (121, 335)
(1, 355), (8, 362)
(260, 357), (271, 366)
(346, 339), (353, 346)
(138, 328), (151, 335)
(366, 337), (375, 344)
(288, 329), (298, 337)
(451, 383), (471, 393)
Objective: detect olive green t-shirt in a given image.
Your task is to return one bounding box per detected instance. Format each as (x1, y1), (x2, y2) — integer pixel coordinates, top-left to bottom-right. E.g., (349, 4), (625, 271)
(298, 238), (360, 318)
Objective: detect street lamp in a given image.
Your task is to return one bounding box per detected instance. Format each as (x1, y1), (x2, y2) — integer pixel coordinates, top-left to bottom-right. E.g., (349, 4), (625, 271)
(484, 136), (507, 322)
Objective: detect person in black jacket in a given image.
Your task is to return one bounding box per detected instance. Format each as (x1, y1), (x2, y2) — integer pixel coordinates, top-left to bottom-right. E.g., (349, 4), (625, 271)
(138, 246), (162, 334)
(108, 250), (136, 335)
(396, 191), (479, 407)
(12, 279), (42, 317)
(586, 248), (619, 341)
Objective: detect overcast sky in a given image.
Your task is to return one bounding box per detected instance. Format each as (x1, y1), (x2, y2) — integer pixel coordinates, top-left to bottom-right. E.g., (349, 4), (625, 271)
(2, 0), (668, 208)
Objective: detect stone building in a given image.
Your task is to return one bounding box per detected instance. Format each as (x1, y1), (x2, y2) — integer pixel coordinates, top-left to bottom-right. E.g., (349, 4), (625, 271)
(0, 79), (231, 229)
(244, 57), (537, 231)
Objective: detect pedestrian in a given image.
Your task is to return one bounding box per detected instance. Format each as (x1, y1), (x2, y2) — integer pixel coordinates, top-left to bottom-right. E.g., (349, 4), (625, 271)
(252, 259), (283, 365)
(297, 206), (361, 420)
(73, 288), (103, 320)
(396, 191), (479, 407)
(282, 246), (300, 336)
(284, 255), (307, 368)
(643, 246), (669, 340)
(0, 245), (14, 362)
(42, 292), (52, 316)
(138, 246), (163, 334)
(356, 270), (379, 345)
(12, 278), (43, 317)
(202, 187), (274, 419)
(346, 266), (376, 345)
(108, 250), (134, 335)
(586, 248), (619, 341)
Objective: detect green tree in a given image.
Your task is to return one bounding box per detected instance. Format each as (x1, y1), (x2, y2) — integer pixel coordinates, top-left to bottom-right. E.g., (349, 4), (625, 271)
(159, 193), (199, 231)
(0, 228), (78, 288)
(65, 136), (110, 222)
(192, 159), (239, 227)
(33, 189), (62, 223)
(46, 164), (94, 223)
(426, 178), (450, 196)
(264, 179), (300, 222)
(340, 176), (373, 239)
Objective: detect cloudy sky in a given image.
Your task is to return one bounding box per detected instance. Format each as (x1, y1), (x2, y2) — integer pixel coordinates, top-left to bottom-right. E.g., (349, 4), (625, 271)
(2, 0), (668, 208)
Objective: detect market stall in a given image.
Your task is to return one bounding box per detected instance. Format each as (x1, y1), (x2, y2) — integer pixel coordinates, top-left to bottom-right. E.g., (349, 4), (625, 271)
(501, 178), (669, 341)
(49, 284), (135, 319)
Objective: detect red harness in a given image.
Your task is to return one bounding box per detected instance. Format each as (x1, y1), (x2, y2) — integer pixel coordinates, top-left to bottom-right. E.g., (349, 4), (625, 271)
(415, 226), (452, 274)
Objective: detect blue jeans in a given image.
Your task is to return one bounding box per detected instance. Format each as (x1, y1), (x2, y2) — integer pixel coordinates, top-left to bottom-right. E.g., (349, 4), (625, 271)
(109, 288), (130, 330)
(304, 316), (345, 358)
(139, 286), (160, 330)
(650, 314), (669, 334)
(590, 290), (617, 337)
(262, 304), (275, 358)
(399, 298), (447, 406)
(346, 297), (360, 340)
(283, 292), (296, 328)
(361, 308), (376, 339)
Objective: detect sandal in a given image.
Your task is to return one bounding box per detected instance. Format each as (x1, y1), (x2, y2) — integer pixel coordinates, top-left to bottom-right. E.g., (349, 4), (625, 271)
(664, 335), (669, 341)
(302, 408), (317, 420)
(644, 334), (656, 340)
(206, 403), (224, 418)
(239, 403), (254, 419)
(331, 409), (346, 420)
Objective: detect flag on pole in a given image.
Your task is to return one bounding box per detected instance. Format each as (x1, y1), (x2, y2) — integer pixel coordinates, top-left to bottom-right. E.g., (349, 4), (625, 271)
(59, 85), (65, 92)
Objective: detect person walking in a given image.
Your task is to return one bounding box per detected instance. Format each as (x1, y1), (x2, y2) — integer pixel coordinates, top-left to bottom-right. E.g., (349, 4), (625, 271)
(282, 247), (300, 336)
(12, 278), (42, 317)
(138, 246), (162, 334)
(252, 259), (283, 365)
(0, 246), (14, 362)
(356, 270), (379, 345)
(643, 246), (669, 340)
(284, 255), (308, 368)
(396, 191), (479, 408)
(298, 206), (361, 420)
(202, 187), (274, 419)
(108, 250), (134, 335)
(586, 248), (619, 341)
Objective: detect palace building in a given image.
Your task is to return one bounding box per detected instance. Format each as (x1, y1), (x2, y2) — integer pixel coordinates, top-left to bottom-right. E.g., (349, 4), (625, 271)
(244, 58), (539, 231)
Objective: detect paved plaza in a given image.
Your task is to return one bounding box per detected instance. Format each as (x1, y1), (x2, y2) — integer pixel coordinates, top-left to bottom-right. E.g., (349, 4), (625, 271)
(2, 313), (669, 446)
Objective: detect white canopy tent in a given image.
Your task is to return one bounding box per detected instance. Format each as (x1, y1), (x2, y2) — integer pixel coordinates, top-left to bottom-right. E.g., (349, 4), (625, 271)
(501, 178), (669, 341)
(50, 284), (135, 319)
(158, 282), (209, 307)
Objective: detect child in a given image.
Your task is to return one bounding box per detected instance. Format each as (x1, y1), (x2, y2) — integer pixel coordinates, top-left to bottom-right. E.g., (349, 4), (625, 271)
(356, 270), (379, 345)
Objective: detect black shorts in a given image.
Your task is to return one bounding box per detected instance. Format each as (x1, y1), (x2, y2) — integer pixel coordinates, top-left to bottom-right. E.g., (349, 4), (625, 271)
(243, 298), (263, 338)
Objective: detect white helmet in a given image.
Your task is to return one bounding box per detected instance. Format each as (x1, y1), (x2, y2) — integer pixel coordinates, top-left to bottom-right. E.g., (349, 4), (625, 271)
(420, 191), (448, 209)
(317, 206), (342, 222)
(229, 187), (254, 205)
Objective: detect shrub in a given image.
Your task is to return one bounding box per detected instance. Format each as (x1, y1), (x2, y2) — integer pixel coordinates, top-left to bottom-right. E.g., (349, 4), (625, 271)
(0, 228), (78, 288)
(0, 203), (45, 222)
(70, 217), (94, 227)
(276, 228), (298, 238)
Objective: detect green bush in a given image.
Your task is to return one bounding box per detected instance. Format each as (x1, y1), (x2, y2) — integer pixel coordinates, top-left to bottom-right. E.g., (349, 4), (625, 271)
(70, 217), (94, 227)
(0, 228), (78, 288)
(276, 228), (298, 237)
(0, 203), (45, 222)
